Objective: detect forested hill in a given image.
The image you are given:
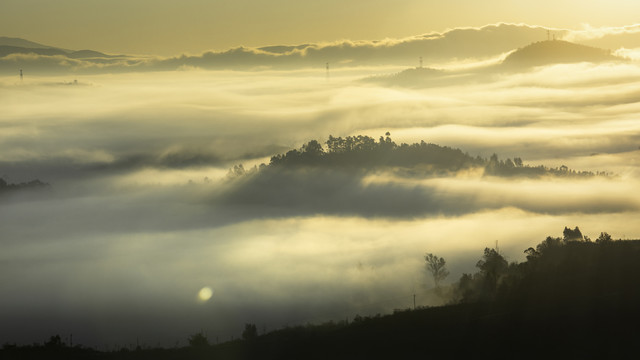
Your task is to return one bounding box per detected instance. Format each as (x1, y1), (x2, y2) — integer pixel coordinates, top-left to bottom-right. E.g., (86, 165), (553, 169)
(235, 133), (601, 178)
(3, 231), (638, 359)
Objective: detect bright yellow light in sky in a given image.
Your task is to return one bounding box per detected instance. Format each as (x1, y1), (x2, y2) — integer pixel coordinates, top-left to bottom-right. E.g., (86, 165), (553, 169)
(198, 287), (213, 302)
(1, 0), (639, 55)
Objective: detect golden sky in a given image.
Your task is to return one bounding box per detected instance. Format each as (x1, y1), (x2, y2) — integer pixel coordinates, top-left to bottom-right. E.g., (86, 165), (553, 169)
(1, 0), (639, 55)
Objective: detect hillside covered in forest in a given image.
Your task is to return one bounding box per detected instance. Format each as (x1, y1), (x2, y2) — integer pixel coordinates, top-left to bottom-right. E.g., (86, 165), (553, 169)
(2, 229), (638, 359)
(231, 133), (600, 178)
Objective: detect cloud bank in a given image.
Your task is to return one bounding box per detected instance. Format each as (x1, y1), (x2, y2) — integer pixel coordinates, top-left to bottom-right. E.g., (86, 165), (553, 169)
(6, 23), (640, 75)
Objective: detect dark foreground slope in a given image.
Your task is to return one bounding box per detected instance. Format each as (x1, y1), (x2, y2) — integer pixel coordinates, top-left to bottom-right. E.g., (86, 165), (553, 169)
(214, 237), (640, 359)
(4, 298), (637, 360)
(3, 235), (639, 359)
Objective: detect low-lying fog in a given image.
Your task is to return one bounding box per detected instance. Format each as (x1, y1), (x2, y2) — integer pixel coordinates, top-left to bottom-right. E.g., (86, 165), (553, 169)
(1, 63), (639, 347)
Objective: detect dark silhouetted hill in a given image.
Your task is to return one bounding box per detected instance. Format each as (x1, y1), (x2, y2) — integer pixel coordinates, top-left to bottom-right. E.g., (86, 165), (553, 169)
(257, 134), (599, 178)
(217, 135), (608, 219)
(4, 232), (638, 359)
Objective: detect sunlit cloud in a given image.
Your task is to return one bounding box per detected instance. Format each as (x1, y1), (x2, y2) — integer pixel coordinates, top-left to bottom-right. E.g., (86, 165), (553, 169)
(565, 23), (640, 42)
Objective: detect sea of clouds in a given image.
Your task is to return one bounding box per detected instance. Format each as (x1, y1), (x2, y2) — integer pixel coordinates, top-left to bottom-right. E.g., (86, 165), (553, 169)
(1, 55), (639, 347)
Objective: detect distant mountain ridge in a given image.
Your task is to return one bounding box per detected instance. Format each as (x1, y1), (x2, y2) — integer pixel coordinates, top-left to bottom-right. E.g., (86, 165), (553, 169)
(0, 36), (58, 50)
(0, 23), (637, 74)
(0, 37), (114, 59)
(0, 24), (558, 74)
(366, 39), (626, 87)
(0, 45), (68, 58)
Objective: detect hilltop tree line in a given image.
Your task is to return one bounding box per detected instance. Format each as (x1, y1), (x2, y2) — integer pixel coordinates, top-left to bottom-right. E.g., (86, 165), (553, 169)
(230, 133), (600, 178)
(452, 227), (639, 304)
(0, 177), (48, 193)
(426, 226), (636, 305)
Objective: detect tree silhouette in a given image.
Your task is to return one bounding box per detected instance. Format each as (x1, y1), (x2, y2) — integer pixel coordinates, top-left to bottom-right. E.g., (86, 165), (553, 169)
(563, 226), (583, 242)
(242, 323), (258, 341)
(301, 140), (325, 157)
(44, 334), (64, 349)
(187, 332), (209, 348)
(596, 232), (612, 243)
(475, 248), (508, 298)
(424, 253), (449, 288)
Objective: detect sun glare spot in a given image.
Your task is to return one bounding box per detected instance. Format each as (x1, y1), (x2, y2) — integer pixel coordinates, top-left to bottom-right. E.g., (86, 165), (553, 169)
(198, 287), (213, 302)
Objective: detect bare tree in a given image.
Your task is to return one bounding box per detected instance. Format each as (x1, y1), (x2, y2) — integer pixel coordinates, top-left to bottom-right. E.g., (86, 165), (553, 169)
(425, 253), (449, 288)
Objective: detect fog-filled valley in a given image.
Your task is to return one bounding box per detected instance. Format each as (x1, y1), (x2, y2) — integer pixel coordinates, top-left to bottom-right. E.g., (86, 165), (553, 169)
(2, 23), (640, 349)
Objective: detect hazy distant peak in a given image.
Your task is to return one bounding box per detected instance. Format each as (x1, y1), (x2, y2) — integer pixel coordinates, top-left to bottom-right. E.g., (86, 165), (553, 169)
(424, 22), (567, 41)
(0, 36), (58, 50)
(502, 39), (622, 68)
(68, 49), (112, 59)
(0, 45), (68, 58)
(257, 44), (311, 54)
(2, 23), (638, 75)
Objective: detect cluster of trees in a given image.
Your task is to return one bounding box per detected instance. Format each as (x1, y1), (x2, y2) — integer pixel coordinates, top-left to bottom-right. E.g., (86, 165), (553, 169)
(423, 226), (636, 305)
(268, 133), (481, 172)
(484, 154), (598, 177)
(231, 134), (597, 178)
(0, 177), (49, 193)
(450, 227), (639, 304)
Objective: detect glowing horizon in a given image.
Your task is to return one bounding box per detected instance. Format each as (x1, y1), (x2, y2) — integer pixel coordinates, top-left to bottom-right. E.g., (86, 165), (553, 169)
(2, 0), (640, 55)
